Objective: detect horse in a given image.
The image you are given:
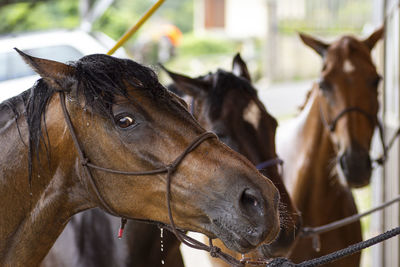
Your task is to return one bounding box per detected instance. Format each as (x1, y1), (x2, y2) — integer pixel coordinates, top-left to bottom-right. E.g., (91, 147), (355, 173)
(163, 53), (301, 266)
(277, 27), (384, 266)
(0, 50), (281, 267)
(41, 54), (296, 267)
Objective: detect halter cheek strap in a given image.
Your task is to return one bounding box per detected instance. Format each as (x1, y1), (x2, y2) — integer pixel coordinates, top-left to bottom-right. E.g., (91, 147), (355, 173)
(319, 104), (387, 166)
(59, 91), (217, 216)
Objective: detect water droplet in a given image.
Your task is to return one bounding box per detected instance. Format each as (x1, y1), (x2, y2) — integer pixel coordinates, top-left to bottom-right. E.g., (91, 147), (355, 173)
(86, 122), (90, 127)
(161, 260), (165, 265)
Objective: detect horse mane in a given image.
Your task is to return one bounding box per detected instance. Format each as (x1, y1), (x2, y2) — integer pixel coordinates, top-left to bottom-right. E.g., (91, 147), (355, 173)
(0, 54), (174, 186)
(208, 69), (258, 117)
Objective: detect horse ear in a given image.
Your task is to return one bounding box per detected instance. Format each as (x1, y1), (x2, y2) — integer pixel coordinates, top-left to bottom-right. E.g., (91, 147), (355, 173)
(159, 64), (210, 97)
(232, 53), (251, 81)
(299, 33), (329, 57)
(363, 26), (384, 50)
(14, 48), (76, 91)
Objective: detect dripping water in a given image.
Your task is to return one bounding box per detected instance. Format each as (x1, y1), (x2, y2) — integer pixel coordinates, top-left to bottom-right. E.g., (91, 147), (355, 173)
(160, 227), (165, 265)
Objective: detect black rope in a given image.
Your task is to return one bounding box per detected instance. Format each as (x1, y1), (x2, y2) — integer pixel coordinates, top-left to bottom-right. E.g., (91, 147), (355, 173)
(266, 226), (400, 267)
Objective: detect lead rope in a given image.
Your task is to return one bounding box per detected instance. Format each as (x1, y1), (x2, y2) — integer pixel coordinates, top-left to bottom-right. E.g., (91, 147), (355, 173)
(266, 226), (400, 267)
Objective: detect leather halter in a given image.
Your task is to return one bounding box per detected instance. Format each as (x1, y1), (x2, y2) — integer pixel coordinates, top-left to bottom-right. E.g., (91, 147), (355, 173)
(58, 92), (250, 266)
(256, 158), (284, 170)
(319, 104), (387, 165)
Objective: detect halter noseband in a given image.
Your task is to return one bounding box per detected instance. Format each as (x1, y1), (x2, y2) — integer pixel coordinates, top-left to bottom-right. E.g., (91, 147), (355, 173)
(319, 104), (387, 165)
(256, 158), (284, 170)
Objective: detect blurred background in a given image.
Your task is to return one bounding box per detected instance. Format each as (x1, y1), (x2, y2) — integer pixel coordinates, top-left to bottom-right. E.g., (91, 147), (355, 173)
(0, 0), (395, 266)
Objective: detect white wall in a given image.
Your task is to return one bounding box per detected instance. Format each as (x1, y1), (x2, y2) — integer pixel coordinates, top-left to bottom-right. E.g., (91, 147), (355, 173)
(225, 0), (268, 38)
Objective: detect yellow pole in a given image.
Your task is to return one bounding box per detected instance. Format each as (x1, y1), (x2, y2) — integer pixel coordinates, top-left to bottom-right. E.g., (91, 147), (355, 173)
(107, 0), (166, 55)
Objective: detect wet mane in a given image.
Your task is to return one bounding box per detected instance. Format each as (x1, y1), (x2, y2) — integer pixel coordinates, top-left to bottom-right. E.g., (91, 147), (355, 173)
(0, 54), (174, 185)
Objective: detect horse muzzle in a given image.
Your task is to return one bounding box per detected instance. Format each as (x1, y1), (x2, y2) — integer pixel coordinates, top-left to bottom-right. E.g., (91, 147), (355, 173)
(205, 176), (281, 253)
(339, 143), (372, 188)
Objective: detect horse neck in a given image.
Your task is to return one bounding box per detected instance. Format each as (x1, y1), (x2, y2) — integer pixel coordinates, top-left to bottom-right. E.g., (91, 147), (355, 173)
(287, 88), (340, 216)
(0, 95), (91, 266)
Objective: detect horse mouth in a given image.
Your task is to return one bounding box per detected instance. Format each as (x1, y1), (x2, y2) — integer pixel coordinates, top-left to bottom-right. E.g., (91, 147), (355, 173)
(208, 218), (280, 253)
(336, 159), (371, 188)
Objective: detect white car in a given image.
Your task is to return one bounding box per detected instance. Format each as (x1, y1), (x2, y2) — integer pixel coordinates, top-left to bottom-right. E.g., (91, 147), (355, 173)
(0, 29), (126, 102)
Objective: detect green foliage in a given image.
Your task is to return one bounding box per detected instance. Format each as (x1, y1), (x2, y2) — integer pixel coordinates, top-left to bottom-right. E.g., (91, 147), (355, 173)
(0, 0), (193, 38)
(177, 34), (238, 56)
(0, 1), (79, 34)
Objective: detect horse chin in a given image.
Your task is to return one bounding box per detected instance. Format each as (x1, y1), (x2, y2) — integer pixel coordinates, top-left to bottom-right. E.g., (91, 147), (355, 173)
(208, 218), (280, 254)
(336, 162), (371, 188)
(347, 178), (370, 189)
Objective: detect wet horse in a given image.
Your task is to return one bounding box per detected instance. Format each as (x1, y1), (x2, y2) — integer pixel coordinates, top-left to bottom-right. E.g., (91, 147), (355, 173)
(277, 27), (384, 266)
(0, 50), (281, 266)
(42, 54), (295, 267)
(163, 54), (301, 266)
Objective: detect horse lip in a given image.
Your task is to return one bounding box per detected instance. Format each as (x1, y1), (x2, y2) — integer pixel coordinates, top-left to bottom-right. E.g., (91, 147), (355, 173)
(209, 221), (262, 252)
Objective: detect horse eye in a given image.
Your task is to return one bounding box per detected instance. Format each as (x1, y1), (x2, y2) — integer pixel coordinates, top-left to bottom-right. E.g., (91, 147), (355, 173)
(115, 115), (136, 129)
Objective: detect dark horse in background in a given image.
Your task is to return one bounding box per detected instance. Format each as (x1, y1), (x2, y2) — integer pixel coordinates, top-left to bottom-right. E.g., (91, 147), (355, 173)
(277, 27), (384, 266)
(1, 50), (281, 267)
(42, 54), (299, 267)
(163, 54), (301, 266)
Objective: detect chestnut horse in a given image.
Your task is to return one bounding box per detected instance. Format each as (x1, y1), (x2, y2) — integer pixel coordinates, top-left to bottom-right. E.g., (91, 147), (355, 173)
(277, 28), (384, 266)
(164, 54), (301, 266)
(0, 51), (281, 266)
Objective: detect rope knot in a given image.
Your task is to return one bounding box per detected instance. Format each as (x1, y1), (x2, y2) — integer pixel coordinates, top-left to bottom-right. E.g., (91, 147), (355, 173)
(165, 163), (177, 174)
(209, 246), (221, 258)
(81, 158), (89, 166)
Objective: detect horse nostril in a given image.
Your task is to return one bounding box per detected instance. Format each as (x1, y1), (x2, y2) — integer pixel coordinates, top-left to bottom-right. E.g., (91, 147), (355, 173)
(242, 190), (258, 207)
(240, 189), (264, 217)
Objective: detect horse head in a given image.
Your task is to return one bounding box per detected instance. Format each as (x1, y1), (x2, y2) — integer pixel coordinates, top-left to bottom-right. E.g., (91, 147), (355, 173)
(299, 27), (383, 188)
(162, 54), (301, 257)
(11, 51), (281, 256)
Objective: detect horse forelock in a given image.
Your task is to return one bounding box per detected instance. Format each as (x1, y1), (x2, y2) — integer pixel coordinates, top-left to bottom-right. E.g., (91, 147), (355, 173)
(208, 70), (257, 119)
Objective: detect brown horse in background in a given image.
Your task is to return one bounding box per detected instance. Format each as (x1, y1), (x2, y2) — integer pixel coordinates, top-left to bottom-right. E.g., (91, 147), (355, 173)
(277, 27), (384, 266)
(163, 54), (301, 266)
(0, 51), (281, 267)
